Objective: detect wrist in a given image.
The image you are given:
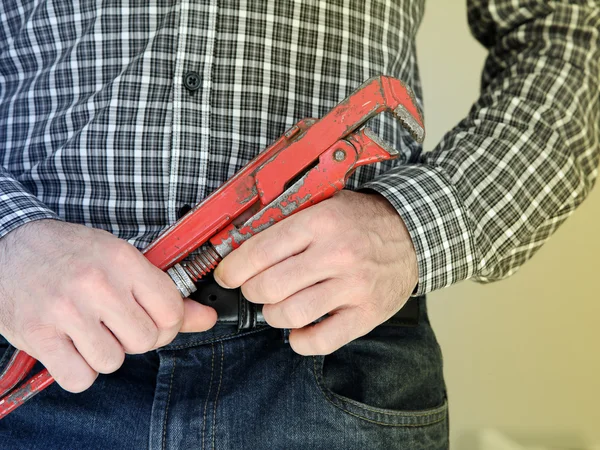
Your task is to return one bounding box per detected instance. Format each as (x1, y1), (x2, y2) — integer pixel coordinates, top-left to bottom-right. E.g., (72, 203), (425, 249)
(360, 190), (419, 293)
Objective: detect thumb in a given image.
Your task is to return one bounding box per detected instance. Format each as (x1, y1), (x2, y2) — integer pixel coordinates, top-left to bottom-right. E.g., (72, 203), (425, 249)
(180, 299), (218, 332)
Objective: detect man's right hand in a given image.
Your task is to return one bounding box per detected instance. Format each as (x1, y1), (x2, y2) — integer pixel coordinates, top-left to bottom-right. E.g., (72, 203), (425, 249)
(0, 219), (217, 393)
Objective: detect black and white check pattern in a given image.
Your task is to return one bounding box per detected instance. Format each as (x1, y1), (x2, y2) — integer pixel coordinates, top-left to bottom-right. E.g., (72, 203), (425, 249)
(1, 1), (598, 295)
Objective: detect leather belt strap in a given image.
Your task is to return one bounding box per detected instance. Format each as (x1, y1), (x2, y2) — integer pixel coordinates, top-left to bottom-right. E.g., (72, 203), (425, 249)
(190, 276), (420, 331)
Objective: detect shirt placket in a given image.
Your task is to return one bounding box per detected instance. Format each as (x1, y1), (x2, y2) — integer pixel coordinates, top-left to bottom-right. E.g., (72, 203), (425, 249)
(169, 0), (218, 224)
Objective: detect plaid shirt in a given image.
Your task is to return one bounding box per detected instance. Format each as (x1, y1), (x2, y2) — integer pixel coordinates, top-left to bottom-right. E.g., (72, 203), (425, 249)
(1, 1), (598, 295)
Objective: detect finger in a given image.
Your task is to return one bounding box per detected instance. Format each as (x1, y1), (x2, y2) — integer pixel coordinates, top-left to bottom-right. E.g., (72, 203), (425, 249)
(67, 321), (125, 375)
(241, 247), (336, 305)
(34, 336), (99, 393)
(261, 280), (344, 329)
(214, 214), (313, 289)
(98, 292), (160, 354)
(131, 267), (185, 348)
(180, 299), (218, 333)
(288, 308), (373, 356)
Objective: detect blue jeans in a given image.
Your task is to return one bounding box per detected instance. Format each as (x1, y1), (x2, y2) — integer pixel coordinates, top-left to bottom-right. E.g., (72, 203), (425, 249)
(0, 297), (448, 449)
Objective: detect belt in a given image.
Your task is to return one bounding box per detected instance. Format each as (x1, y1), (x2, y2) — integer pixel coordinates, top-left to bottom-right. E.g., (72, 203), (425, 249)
(190, 275), (421, 331)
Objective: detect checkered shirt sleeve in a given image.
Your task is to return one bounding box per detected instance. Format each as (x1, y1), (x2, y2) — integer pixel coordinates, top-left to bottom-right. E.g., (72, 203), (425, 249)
(362, 0), (600, 294)
(0, 167), (62, 237)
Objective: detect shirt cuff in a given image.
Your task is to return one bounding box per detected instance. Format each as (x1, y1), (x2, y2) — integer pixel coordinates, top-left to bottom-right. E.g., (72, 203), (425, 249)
(0, 178), (62, 240)
(359, 164), (477, 295)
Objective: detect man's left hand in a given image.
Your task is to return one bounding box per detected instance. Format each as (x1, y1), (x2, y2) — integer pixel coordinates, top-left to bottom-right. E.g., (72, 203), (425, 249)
(213, 189), (418, 355)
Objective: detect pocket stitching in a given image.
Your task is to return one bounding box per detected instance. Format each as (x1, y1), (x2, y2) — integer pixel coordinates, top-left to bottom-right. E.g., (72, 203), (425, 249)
(311, 356), (447, 427)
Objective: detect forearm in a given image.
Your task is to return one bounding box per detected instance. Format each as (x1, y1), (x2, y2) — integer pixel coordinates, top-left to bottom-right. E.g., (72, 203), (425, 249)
(363, 0), (600, 294)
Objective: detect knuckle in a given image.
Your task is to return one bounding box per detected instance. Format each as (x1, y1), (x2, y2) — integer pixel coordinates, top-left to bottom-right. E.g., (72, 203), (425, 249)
(240, 282), (256, 303)
(21, 320), (60, 350)
(247, 242), (271, 273)
(278, 218), (309, 243)
(51, 296), (84, 321)
(258, 276), (276, 303)
(262, 304), (285, 328)
(307, 208), (337, 233)
(93, 348), (125, 374)
(305, 290), (325, 319)
(158, 310), (183, 332)
(127, 325), (159, 354)
(155, 301), (184, 331)
(310, 335), (336, 356)
(112, 242), (141, 266)
(155, 328), (179, 347)
(244, 275), (274, 304)
(328, 244), (357, 267)
(71, 265), (109, 291)
(280, 303), (309, 329)
(320, 203), (341, 222)
(261, 305), (276, 326)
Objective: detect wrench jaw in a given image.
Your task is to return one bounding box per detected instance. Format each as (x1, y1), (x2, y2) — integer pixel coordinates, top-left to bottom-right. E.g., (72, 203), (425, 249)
(394, 103), (425, 144)
(342, 75), (425, 143)
(380, 75), (425, 144)
(363, 128), (400, 157)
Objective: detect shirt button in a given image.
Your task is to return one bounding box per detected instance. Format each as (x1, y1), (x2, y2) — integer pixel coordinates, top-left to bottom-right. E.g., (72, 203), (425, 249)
(177, 204), (192, 219)
(183, 71), (201, 91)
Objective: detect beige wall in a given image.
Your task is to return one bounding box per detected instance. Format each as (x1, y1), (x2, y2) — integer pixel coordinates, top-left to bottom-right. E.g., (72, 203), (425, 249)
(416, 2), (600, 448)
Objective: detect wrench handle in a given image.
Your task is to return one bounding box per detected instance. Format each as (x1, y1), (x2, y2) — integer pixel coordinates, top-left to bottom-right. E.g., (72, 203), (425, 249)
(173, 128), (399, 287)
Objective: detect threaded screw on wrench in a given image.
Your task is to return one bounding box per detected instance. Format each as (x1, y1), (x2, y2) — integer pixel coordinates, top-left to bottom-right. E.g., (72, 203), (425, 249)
(182, 245), (222, 281)
(167, 245), (223, 297)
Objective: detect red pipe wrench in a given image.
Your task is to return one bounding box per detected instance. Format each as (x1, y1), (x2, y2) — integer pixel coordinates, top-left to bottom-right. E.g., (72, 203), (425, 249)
(0, 75), (424, 418)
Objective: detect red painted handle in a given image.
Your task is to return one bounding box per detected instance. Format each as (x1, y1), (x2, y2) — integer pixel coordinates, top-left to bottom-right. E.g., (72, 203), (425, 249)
(0, 350), (55, 419)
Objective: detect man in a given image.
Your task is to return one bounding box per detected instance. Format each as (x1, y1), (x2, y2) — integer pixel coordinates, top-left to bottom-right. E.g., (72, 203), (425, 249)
(0, 0), (598, 448)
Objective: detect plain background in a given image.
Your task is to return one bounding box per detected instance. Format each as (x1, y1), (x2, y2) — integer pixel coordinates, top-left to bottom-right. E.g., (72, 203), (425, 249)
(416, 1), (600, 448)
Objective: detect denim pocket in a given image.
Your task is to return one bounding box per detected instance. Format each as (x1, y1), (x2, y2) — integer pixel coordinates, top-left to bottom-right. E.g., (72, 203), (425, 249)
(311, 320), (448, 427)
